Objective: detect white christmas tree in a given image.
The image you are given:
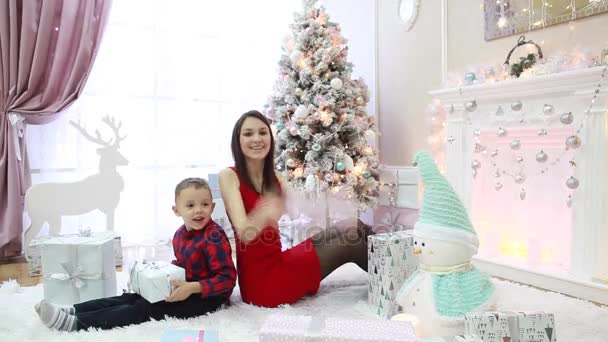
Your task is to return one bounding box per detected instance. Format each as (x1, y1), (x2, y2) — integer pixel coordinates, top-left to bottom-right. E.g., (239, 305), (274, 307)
(265, 0), (380, 208)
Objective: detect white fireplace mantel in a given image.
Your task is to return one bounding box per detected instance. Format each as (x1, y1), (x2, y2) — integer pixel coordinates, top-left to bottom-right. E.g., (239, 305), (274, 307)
(429, 66), (608, 305)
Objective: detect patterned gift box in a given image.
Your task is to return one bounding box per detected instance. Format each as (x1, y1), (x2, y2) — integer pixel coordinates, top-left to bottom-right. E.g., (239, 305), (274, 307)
(368, 231), (419, 318)
(41, 231), (117, 305)
(464, 311), (557, 342)
(419, 335), (483, 342)
(259, 314), (416, 342)
(27, 232), (122, 276)
(378, 166), (420, 209)
(128, 260), (185, 303)
(161, 329), (218, 342)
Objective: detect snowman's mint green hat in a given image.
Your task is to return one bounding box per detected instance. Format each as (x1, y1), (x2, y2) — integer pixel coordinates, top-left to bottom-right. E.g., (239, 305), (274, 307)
(413, 151), (479, 253)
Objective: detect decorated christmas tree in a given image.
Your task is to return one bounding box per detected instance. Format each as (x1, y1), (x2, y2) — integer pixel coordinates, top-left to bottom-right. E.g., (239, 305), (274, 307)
(265, 0), (380, 208)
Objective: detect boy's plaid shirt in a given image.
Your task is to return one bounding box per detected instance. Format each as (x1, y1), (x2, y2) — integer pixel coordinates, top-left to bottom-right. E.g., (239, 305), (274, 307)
(172, 220), (236, 300)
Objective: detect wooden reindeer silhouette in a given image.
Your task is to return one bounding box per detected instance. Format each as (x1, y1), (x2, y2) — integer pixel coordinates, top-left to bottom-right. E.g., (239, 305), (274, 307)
(23, 116), (128, 252)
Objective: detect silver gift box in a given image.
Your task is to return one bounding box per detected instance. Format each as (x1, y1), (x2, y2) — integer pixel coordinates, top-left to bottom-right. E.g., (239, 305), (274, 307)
(41, 231), (117, 305)
(368, 231), (419, 318)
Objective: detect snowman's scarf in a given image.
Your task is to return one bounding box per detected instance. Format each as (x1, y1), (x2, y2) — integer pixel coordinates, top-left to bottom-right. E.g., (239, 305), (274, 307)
(430, 267), (495, 317)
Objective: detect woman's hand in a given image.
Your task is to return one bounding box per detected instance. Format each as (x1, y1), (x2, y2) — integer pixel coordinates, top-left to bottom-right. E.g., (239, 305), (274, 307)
(256, 195), (285, 222)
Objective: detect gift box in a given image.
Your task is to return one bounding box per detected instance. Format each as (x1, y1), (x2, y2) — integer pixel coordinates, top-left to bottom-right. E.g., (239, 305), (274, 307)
(128, 261), (186, 303)
(41, 231), (117, 305)
(367, 205), (419, 234)
(161, 329), (218, 342)
(419, 336), (483, 342)
(368, 231), (419, 318)
(464, 311), (556, 342)
(378, 166), (420, 209)
(259, 314), (416, 342)
(27, 232), (122, 276)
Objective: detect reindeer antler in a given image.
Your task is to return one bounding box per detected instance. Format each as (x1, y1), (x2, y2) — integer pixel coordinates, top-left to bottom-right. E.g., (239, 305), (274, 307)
(69, 120), (113, 147)
(101, 115), (127, 148)
(69, 115), (127, 148)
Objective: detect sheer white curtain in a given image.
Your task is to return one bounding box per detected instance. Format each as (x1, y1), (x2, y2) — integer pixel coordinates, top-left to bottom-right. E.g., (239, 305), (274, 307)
(25, 0), (301, 245)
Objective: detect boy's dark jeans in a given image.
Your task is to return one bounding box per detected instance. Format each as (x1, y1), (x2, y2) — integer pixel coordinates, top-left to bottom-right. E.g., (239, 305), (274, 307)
(74, 292), (226, 330)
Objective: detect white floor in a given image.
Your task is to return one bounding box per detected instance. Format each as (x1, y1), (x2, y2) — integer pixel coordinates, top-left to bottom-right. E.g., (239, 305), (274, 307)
(1, 264), (607, 341)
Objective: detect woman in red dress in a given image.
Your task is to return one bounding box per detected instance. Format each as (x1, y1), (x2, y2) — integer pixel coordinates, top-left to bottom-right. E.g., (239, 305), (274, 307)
(219, 110), (370, 308)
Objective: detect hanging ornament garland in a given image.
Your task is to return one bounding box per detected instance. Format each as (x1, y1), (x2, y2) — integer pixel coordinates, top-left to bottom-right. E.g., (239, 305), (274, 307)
(455, 65), (607, 207)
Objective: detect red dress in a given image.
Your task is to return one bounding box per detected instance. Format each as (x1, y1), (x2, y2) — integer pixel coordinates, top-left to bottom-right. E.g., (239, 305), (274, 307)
(229, 167), (321, 307)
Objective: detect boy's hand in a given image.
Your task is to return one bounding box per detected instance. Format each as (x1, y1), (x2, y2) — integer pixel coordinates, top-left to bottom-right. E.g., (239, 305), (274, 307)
(166, 280), (197, 302)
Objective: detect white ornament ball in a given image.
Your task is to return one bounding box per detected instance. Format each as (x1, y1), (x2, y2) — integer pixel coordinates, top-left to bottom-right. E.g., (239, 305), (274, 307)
(290, 50), (302, 62)
(543, 104), (555, 116)
(295, 88), (303, 96)
(497, 127), (507, 137)
(356, 96), (365, 105)
(515, 173), (526, 184)
(465, 100), (477, 112)
(289, 127), (298, 136)
(510, 139), (521, 150)
(343, 154), (354, 171)
(286, 158), (296, 168)
(330, 78), (343, 90)
(294, 105), (309, 119)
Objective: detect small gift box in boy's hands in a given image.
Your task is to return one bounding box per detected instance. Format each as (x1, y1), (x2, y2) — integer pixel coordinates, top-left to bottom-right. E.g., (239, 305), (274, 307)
(419, 336), (483, 342)
(128, 261), (185, 303)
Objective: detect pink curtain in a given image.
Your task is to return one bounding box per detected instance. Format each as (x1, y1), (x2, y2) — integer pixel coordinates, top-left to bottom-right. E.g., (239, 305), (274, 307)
(0, 0), (112, 257)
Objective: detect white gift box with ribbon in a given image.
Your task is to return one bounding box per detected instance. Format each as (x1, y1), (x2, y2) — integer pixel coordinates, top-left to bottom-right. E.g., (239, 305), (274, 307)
(128, 261), (186, 303)
(41, 231), (117, 305)
(378, 166), (420, 209)
(259, 314), (416, 342)
(27, 230), (122, 276)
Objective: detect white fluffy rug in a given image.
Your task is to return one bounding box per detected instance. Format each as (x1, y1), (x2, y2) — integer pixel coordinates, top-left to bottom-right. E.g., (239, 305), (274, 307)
(1, 264), (607, 341)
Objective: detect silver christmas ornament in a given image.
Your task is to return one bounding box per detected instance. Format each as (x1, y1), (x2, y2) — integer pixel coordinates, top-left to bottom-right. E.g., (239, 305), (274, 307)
(560, 112), (574, 125)
(474, 129), (481, 136)
(494, 182), (503, 191)
(276, 162), (284, 171)
(497, 127), (507, 137)
(520, 188), (526, 200)
(447, 136), (456, 144)
(490, 150), (498, 157)
(566, 194), (572, 208)
(517, 156), (524, 163)
(510, 139), (521, 150)
(536, 150), (548, 163)
(465, 100), (478, 112)
(566, 176), (579, 189)
(494, 169), (501, 178)
(515, 173), (526, 184)
(565, 135), (581, 149)
(286, 158), (296, 168)
(472, 160), (481, 169)
(511, 101), (523, 111)
(543, 104), (555, 116)
(496, 106), (504, 116)
(356, 96), (365, 105)
(312, 143), (321, 152)
(537, 129), (547, 136)
(289, 127), (298, 136)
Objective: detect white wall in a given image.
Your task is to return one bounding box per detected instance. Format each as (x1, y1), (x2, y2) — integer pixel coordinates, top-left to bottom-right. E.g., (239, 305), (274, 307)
(323, 0), (376, 116)
(377, 0), (443, 165)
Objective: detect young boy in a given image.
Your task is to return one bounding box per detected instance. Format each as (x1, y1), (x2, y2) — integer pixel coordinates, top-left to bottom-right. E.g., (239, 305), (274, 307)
(34, 177), (236, 331)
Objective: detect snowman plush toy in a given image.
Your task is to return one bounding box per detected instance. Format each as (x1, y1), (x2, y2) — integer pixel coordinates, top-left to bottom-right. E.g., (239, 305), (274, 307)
(394, 151), (496, 337)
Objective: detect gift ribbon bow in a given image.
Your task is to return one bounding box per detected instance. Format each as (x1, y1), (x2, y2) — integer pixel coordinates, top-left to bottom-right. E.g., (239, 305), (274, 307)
(45, 262), (103, 289)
